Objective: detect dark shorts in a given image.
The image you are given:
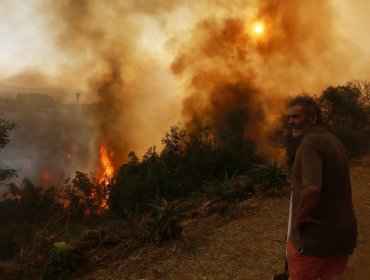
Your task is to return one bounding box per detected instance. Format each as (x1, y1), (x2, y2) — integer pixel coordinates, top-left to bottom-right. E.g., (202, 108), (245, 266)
(287, 241), (349, 280)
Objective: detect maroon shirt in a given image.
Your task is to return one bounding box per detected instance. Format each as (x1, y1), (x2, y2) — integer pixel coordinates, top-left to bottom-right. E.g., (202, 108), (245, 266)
(289, 126), (357, 257)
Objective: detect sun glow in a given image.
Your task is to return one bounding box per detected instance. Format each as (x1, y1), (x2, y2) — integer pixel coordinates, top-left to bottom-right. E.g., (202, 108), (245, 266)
(252, 21), (265, 35)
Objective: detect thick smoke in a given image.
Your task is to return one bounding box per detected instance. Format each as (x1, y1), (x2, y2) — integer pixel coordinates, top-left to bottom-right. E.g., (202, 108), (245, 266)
(1, 0), (369, 185)
(170, 0), (365, 154)
(171, 17), (268, 152)
(41, 0), (188, 168)
(0, 94), (95, 187)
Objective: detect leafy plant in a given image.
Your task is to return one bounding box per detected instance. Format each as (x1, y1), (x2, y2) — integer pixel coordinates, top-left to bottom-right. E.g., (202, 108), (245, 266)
(0, 119), (16, 183)
(63, 171), (109, 218)
(146, 198), (190, 242)
(42, 241), (85, 280)
(319, 81), (370, 155)
(109, 120), (259, 215)
(203, 168), (248, 210)
(248, 159), (290, 197)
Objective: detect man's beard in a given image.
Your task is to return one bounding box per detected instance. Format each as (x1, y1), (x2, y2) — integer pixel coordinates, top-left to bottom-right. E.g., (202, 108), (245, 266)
(292, 128), (304, 138)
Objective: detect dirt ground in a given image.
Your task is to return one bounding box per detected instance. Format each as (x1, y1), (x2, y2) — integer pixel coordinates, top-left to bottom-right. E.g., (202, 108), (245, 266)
(343, 156), (370, 280)
(81, 155), (370, 280)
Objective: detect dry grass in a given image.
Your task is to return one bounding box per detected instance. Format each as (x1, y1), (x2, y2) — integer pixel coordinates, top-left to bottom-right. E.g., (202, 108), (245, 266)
(3, 156), (369, 280)
(77, 195), (290, 280)
(77, 155), (370, 280)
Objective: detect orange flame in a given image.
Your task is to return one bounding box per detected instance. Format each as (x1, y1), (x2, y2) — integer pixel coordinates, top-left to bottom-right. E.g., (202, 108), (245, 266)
(98, 144), (114, 185)
(4, 193), (21, 202)
(98, 144), (114, 210)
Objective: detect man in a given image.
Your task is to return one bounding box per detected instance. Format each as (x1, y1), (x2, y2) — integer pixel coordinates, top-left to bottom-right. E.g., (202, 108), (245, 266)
(283, 95), (357, 280)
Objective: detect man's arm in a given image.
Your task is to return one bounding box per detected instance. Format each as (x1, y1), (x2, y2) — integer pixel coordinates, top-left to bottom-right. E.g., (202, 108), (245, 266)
(295, 185), (321, 235)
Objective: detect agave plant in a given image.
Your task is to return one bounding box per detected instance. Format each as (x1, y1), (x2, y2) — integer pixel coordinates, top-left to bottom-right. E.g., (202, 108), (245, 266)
(203, 168), (247, 210)
(146, 198), (190, 242)
(248, 158), (290, 197)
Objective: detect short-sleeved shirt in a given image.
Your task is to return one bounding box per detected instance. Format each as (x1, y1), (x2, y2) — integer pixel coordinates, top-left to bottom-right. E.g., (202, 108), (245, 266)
(289, 126), (357, 257)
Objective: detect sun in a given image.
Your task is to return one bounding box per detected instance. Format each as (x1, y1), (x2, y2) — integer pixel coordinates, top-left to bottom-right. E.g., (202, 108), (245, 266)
(252, 21), (265, 35)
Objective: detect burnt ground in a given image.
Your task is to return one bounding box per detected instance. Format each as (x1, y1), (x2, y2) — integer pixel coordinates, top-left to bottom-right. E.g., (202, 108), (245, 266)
(79, 156), (370, 280)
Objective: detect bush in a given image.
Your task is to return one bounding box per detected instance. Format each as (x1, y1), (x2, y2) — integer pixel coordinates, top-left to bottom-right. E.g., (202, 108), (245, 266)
(62, 171), (110, 218)
(320, 81), (370, 156)
(203, 168), (249, 212)
(146, 198), (191, 242)
(0, 180), (58, 226)
(248, 159), (290, 197)
(109, 120), (259, 216)
(0, 119), (17, 183)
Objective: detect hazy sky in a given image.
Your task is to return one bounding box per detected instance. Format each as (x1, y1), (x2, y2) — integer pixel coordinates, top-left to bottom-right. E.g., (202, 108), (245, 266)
(0, 1), (58, 77)
(1, 0), (369, 83)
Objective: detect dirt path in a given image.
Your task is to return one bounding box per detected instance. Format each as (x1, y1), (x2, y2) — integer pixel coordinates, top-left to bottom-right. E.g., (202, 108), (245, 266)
(343, 156), (370, 280)
(82, 156), (370, 280)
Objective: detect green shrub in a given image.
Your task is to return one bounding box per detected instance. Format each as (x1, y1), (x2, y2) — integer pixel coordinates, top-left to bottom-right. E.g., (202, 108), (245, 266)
(0, 119), (17, 183)
(109, 121), (258, 215)
(146, 198), (191, 242)
(248, 159), (290, 197)
(320, 81), (370, 155)
(203, 168), (248, 211)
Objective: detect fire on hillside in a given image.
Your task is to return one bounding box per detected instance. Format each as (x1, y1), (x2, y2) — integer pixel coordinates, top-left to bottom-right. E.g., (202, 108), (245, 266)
(97, 144), (114, 211)
(1, 0), (368, 214)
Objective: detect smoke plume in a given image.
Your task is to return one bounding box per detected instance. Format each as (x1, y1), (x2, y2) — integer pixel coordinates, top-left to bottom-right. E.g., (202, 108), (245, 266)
(1, 0), (370, 184)
(171, 0), (365, 154)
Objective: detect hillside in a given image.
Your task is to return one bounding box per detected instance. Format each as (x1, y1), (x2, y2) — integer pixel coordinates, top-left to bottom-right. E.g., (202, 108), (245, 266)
(77, 155), (370, 280)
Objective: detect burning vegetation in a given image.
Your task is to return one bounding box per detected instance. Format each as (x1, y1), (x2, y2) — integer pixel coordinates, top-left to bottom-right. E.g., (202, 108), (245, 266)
(1, 0), (369, 188)
(98, 144), (114, 186)
(97, 144), (114, 210)
(0, 0), (370, 278)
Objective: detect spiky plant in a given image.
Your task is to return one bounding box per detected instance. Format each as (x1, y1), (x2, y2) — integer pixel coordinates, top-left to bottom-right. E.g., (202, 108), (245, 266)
(203, 168), (247, 210)
(248, 158), (290, 197)
(146, 198), (190, 242)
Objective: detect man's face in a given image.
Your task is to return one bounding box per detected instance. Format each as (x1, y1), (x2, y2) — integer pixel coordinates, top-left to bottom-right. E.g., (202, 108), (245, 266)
(287, 105), (314, 138)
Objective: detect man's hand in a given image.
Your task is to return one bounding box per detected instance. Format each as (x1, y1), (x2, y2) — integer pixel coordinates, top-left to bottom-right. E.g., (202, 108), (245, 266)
(295, 185), (321, 236)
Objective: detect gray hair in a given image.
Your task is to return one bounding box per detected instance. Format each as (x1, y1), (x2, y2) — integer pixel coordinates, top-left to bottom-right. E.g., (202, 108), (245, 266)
(287, 95), (323, 124)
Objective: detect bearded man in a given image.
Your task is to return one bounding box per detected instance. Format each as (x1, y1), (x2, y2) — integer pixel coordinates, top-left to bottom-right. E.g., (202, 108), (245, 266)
(280, 95), (357, 280)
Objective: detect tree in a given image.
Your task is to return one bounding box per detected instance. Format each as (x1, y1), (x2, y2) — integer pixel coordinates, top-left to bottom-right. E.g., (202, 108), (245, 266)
(63, 171), (109, 217)
(217, 108), (257, 172)
(0, 119), (16, 183)
(161, 125), (187, 157)
(0, 179), (57, 226)
(320, 81), (369, 129)
(320, 81), (370, 155)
